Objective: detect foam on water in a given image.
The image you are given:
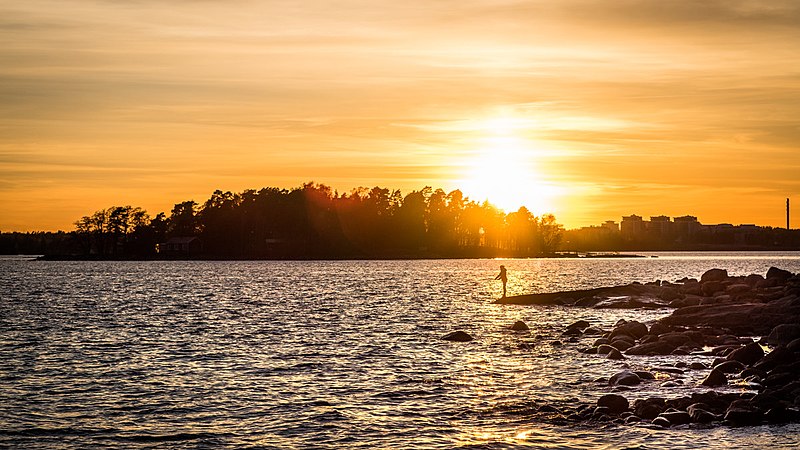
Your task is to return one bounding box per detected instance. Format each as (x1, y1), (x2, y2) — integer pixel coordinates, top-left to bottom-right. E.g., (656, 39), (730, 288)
(2, 253), (800, 448)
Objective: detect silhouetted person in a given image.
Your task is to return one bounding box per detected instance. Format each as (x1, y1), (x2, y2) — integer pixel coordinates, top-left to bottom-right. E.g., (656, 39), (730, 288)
(495, 265), (508, 297)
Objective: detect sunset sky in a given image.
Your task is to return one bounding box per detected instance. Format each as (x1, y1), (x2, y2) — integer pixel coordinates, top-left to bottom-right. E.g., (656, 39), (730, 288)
(2, 0), (799, 231)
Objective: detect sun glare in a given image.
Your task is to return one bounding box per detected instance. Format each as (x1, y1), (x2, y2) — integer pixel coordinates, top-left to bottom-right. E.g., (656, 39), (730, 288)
(459, 116), (561, 215)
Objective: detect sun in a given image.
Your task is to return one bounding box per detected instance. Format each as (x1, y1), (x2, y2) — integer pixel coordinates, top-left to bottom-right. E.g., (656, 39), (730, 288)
(458, 116), (561, 215)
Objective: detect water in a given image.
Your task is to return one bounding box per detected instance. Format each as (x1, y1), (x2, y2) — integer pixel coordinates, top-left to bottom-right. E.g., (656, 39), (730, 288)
(2, 253), (800, 449)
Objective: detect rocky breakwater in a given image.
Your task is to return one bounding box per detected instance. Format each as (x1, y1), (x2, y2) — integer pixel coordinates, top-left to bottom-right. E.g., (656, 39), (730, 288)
(497, 267), (800, 429)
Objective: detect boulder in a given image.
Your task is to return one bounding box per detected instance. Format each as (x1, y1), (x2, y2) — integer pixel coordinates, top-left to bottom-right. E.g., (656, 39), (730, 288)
(442, 331), (474, 342)
(726, 284), (751, 295)
(610, 340), (633, 352)
(724, 407), (763, 426)
(788, 338), (800, 353)
(714, 360), (745, 374)
(745, 274), (765, 286)
(689, 362), (707, 370)
(660, 410), (692, 426)
(766, 267), (793, 281)
(597, 394), (629, 415)
(769, 324), (800, 347)
(701, 368), (728, 386)
(687, 403), (717, 423)
(606, 348), (626, 360)
(609, 370), (642, 386)
(597, 344), (615, 355)
(566, 319), (590, 332)
(626, 340), (677, 356)
(727, 342), (765, 366)
(652, 416), (672, 428)
(648, 322), (670, 336)
(753, 346), (796, 372)
(702, 281), (724, 296)
(633, 397), (665, 420)
(701, 268), (728, 282)
(609, 321), (648, 340)
(510, 320), (529, 331)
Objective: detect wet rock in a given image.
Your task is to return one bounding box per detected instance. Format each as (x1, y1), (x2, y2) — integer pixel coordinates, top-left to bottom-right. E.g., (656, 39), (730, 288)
(651, 416), (672, 428)
(765, 406), (792, 424)
(701, 268), (729, 282)
(625, 415), (641, 424)
(597, 394), (629, 415)
(714, 360), (745, 374)
(788, 338), (800, 352)
(648, 322), (670, 336)
(769, 324), (800, 347)
(660, 410), (691, 426)
(442, 331), (474, 342)
(726, 284), (751, 295)
(635, 371), (656, 380)
(724, 407), (763, 426)
(609, 370), (641, 386)
(593, 337), (610, 347)
(701, 368), (728, 386)
(626, 340), (676, 356)
(745, 274), (765, 286)
(633, 397), (665, 420)
(727, 342), (765, 366)
(610, 321), (648, 340)
(687, 403), (717, 423)
(606, 348), (626, 360)
(510, 320), (530, 331)
(660, 287), (681, 302)
(753, 346), (796, 372)
(610, 340), (634, 352)
(566, 320), (590, 332)
(766, 267), (793, 281)
(550, 340), (563, 346)
(702, 281), (724, 296)
(582, 326), (605, 335)
(690, 362), (707, 370)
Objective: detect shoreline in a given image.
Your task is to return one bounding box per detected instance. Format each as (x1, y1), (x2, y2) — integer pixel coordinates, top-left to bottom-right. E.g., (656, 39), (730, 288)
(485, 266), (800, 428)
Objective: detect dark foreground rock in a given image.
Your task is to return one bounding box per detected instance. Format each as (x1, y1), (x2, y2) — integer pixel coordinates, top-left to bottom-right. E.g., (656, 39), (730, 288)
(442, 330), (474, 342)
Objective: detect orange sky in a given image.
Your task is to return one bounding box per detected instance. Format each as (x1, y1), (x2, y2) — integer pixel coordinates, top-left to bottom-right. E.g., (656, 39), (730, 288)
(2, 1), (800, 231)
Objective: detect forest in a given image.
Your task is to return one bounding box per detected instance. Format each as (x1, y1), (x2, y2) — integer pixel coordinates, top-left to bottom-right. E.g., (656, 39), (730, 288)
(0, 183), (564, 259)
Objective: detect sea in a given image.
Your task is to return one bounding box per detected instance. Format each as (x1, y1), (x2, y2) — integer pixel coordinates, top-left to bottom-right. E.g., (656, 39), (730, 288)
(2, 252), (800, 449)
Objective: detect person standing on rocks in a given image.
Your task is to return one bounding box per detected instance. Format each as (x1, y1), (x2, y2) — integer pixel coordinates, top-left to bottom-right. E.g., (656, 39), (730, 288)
(495, 265), (508, 298)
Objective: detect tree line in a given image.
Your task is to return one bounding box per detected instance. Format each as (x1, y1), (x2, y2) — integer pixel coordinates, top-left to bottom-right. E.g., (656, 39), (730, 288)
(1, 183), (564, 259)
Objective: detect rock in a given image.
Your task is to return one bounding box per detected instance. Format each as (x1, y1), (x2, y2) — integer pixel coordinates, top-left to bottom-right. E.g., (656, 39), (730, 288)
(609, 370), (641, 386)
(634, 371), (655, 380)
(566, 320), (590, 332)
(727, 342), (765, 366)
(788, 338), (800, 352)
(606, 348), (626, 360)
(687, 403), (717, 423)
(714, 360), (745, 374)
(766, 267), (793, 281)
(702, 281), (724, 296)
(648, 322), (670, 336)
(597, 394), (629, 415)
(593, 338), (610, 346)
(610, 321), (648, 340)
(610, 340), (633, 352)
(582, 326), (604, 335)
(625, 415), (641, 424)
(769, 324), (800, 347)
(724, 407), (763, 426)
(651, 416), (672, 428)
(690, 362), (707, 370)
(550, 340), (563, 346)
(510, 320), (529, 331)
(442, 331), (474, 342)
(745, 274), (765, 286)
(597, 344), (615, 355)
(726, 284), (751, 295)
(633, 397), (665, 420)
(660, 287), (681, 302)
(701, 368), (728, 386)
(660, 410), (692, 426)
(753, 346), (796, 372)
(626, 340), (676, 356)
(701, 268), (728, 282)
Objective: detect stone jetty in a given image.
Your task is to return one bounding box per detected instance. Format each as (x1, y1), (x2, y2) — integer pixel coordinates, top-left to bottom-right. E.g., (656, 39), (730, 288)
(498, 267), (800, 428)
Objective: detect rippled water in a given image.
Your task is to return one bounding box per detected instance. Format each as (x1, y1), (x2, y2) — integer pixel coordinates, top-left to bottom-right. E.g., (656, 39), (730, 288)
(2, 253), (800, 449)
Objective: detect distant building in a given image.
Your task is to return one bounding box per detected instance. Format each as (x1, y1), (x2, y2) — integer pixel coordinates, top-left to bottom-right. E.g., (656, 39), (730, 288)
(648, 215), (672, 236)
(157, 237), (203, 258)
(601, 220), (619, 232)
(621, 215), (646, 239)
